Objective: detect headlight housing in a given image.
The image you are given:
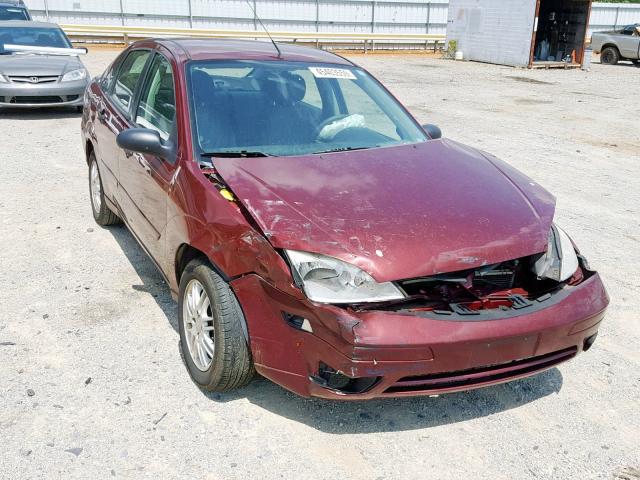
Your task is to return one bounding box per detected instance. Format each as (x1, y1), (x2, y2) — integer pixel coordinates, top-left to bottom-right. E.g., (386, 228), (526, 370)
(285, 250), (405, 304)
(61, 68), (87, 82)
(533, 224), (580, 282)
(0, 73), (7, 83)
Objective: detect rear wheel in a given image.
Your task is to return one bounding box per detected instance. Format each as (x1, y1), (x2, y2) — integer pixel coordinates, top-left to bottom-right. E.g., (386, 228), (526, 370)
(89, 152), (121, 226)
(600, 47), (620, 65)
(178, 258), (254, 392)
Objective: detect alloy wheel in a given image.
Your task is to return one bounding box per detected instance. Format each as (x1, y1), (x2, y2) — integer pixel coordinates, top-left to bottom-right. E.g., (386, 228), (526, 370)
(183, 279), (215, 371)
(90, 161), (102, 214)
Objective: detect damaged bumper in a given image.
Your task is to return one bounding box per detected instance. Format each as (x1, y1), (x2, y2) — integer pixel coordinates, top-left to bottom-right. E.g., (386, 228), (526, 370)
(232, 272), (608, 399)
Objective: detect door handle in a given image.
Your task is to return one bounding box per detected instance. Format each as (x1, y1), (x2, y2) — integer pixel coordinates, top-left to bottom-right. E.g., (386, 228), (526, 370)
(97, 107), (107, 121)
(135, 153), (152, 175)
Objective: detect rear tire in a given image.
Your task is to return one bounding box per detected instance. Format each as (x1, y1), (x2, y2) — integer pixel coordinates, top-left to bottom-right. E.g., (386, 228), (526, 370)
(88, 152), (121, 226)
(178, 258), (254, 392)
(600, 47), (620, 65)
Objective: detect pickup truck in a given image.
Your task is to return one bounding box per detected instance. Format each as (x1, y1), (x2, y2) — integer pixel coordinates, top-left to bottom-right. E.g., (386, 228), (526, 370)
(591, 24), (640, 65)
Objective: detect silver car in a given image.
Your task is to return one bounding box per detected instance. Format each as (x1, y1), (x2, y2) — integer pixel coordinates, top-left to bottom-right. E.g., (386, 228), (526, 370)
(0, 21), (89, 110)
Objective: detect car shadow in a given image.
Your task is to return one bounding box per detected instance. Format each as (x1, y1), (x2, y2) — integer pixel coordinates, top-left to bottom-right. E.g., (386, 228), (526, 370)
(201, 366), (563, 434)
(100, 223), (564, 434)
(106, 224), (179, 332)
(0, 107), (82, 120)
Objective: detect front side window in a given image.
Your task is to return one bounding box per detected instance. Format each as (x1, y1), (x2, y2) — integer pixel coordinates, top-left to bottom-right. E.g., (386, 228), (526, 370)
(0, 26), (70, 49)
(187, 60), (427, 157)
(111, 50), (151, 113)
(136, 54), (175, 141)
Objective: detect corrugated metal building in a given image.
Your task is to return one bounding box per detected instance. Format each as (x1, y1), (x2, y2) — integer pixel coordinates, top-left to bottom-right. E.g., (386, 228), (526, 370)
(24, 0), (450, 35)
(22, 1), (640, 45)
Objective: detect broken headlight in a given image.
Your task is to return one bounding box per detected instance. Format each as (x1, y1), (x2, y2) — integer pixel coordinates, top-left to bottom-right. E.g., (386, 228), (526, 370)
(533, 224), (580, 282)
(285, 250), (405, 304)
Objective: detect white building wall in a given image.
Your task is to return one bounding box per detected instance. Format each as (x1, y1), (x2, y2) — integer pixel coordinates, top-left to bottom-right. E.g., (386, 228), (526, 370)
(446, 0), (536, 67)
(22, 1), (640, 42)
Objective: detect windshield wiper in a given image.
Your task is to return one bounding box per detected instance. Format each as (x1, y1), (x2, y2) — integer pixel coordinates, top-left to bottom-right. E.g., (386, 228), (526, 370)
(312, 146), (373, 155)
(201, 151), (272, 158)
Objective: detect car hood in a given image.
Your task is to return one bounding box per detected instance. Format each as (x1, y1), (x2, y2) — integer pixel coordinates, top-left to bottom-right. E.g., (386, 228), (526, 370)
(0, 54), (83, 76)
(214, 139), (556, 282)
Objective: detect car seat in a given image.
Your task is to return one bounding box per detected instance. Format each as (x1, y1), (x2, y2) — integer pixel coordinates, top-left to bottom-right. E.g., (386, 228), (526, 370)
(191, 69), (237, 151)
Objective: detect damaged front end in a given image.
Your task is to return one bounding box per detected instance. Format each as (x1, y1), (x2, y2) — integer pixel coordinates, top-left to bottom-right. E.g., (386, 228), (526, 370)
(353, 225), (589, 319)
(362, 251), (589, 319)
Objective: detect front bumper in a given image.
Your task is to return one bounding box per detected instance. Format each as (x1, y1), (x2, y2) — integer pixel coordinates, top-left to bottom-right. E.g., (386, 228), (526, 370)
(232, 272), (608, 399)
(0, 78), (88, 108)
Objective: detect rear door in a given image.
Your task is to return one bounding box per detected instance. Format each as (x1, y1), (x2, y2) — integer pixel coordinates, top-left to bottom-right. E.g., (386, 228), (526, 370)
(118, 50), (177, 264)
(94, 49), (151, 208)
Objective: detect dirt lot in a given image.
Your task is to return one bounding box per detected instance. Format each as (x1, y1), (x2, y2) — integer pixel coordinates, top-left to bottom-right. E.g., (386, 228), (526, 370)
(1, 49), (639, 479)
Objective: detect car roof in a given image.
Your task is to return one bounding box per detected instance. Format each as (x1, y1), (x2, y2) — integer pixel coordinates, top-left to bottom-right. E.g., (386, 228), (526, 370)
(0, 0), (26, 6)
(154, 38), (353, 65)
(0, 20), (60, 28)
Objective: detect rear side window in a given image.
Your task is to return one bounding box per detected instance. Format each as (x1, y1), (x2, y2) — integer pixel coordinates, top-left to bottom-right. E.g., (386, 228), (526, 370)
(136, 54), (175, 141)
(0, 7), (29, 20)
(101, 53), (125, 92)
(111, 50), (151, 113)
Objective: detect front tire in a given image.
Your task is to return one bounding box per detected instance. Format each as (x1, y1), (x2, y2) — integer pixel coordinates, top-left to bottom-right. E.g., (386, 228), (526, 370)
(178, 258), (254, 392)
(600, 47), (620, 65)
(89, 152), (121, 226)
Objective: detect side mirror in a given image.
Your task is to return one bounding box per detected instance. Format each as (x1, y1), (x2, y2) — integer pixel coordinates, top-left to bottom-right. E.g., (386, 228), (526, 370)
(422, 124), (442, 140)
(117, 128), (175, 160)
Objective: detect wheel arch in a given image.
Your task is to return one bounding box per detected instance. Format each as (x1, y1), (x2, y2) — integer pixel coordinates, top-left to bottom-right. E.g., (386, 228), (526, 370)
(85, 139), (95, 166)
(601, 44), (620, 54)
(174, 243), (249, 342)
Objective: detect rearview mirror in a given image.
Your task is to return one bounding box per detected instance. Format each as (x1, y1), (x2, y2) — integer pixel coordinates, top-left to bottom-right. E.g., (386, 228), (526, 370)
(117, 128), (175, 160)
(422, 124), (442, 140)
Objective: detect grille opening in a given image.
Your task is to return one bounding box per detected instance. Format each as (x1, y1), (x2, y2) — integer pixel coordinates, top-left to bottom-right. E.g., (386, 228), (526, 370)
(10, 96), (64, 104)
(384, 347), (577, 394)
(9, 75), (59, 84)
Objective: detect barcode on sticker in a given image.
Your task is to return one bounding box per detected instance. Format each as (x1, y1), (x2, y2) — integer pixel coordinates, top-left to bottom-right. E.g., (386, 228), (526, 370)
(309, 67), (356, 80)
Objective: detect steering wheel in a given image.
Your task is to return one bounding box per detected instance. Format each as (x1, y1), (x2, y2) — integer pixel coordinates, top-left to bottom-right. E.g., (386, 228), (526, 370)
(315, 114), (351, 140)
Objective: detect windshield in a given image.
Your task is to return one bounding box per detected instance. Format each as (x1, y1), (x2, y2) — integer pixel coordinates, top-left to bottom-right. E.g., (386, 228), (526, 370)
(187, 60), (428, 157)
(0, 7), (29, 20)
(0, 26), (71, 51)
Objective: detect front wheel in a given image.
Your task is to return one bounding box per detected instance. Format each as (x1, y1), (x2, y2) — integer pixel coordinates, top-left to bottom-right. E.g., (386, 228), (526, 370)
(178, 258), (254, 392)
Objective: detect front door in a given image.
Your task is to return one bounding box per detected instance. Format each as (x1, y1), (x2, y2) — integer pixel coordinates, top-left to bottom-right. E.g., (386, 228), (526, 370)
(118, 52), (177, 264)
(102, 48), (152, 230)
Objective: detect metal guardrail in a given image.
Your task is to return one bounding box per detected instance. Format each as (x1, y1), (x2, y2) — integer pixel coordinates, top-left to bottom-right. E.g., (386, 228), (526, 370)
(61, 24), (446, 52)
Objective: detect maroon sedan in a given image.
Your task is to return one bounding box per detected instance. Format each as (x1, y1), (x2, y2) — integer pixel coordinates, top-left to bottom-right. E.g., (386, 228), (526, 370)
(81, 38), (608, 399)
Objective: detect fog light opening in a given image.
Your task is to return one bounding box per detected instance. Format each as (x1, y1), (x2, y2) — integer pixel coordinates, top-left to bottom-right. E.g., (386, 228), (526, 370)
(310, 362), (379, 394)
(282, 312), (313, 333)
(583, 333), (598, 351)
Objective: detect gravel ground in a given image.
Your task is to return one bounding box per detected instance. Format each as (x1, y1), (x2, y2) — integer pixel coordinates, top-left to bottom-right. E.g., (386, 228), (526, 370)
(1, 49), (639, 479)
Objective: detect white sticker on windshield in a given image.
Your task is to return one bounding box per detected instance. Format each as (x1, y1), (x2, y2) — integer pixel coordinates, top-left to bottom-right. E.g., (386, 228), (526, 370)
(309, 67), (356, 80)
